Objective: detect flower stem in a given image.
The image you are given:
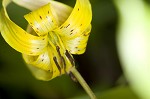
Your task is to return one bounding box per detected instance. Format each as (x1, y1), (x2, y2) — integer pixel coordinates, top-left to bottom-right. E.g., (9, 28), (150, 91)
(70, 67), (97, 99)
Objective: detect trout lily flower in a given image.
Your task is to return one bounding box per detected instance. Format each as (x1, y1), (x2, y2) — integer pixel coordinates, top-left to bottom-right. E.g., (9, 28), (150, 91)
(0, 0), (96, 98)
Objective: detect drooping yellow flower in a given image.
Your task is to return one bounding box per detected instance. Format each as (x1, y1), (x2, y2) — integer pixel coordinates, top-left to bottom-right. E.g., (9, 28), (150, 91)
(0, 0), (97, 98)
(0, 0), (92, 81)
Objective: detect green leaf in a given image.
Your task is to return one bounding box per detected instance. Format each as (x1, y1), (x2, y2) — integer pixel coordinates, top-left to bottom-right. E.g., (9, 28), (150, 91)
(70, 86), (139, 99)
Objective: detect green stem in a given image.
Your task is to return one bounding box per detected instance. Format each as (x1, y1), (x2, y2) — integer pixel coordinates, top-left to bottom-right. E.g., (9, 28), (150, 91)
(70, 67), (97, 99)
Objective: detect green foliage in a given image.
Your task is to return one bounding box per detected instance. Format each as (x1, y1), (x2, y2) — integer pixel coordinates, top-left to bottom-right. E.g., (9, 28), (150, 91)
(70, 86), (138, 99)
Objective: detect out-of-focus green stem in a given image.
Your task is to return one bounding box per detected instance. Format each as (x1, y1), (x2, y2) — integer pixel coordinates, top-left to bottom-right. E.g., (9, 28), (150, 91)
(115, 0), (150, 98)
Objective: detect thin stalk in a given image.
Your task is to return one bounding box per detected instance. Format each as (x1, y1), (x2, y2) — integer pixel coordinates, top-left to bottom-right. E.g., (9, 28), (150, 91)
(70, 67), (97, 99)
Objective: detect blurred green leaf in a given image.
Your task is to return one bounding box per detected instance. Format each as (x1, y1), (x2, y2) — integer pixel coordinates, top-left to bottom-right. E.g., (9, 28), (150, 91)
(100, 86), (139, 99)
(115, 0), (150, 98)
(70, 86), (138, 99)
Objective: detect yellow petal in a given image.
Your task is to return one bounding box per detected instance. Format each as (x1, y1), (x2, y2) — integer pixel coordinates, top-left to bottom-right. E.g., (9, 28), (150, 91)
(23, 29), (75, 81)
(23, 52), (60, 81)
(12, 0), (54, 11)
(24, 3), (58, 36)
(26, 64), (53, 81)
(22, 48), (59, 81)
(54, 0), (92, 37)
(23, 49), (52, 71)
(23, 45), (74, 81)
(54, 0), (92, 54)
(50, 1), (72, 25)
(13, 0), (72, 26)
(64, 25), (91, 54)
(0, 0), (48, 55)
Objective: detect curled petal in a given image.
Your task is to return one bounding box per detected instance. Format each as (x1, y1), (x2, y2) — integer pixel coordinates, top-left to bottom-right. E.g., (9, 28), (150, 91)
(24, 3), (58, 36)
(50, 1), (72, 25)
(0, 0), (48, 55)
(63, 25), (91, 54)
(26, 64), (53, 81)
(23, 50), (60, 81)
(54, 0), (92, 38)
(23, 50), (52, 71)
(22, 45), (72, 81)
(54, 0), (92, 54)
(12, 0), (54, 11)
(13, 0), (72, 26)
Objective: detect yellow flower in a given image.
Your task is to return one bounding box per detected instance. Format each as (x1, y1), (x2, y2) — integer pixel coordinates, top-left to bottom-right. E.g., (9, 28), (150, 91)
(0, 0), (92, 81)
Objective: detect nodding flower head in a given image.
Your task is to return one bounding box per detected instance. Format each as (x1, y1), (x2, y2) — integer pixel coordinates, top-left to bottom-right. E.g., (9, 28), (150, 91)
(0, 0), (92, 81)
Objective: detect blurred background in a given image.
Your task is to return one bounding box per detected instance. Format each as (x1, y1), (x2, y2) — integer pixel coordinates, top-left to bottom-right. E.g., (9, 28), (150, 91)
(1, 0), (150, 99)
